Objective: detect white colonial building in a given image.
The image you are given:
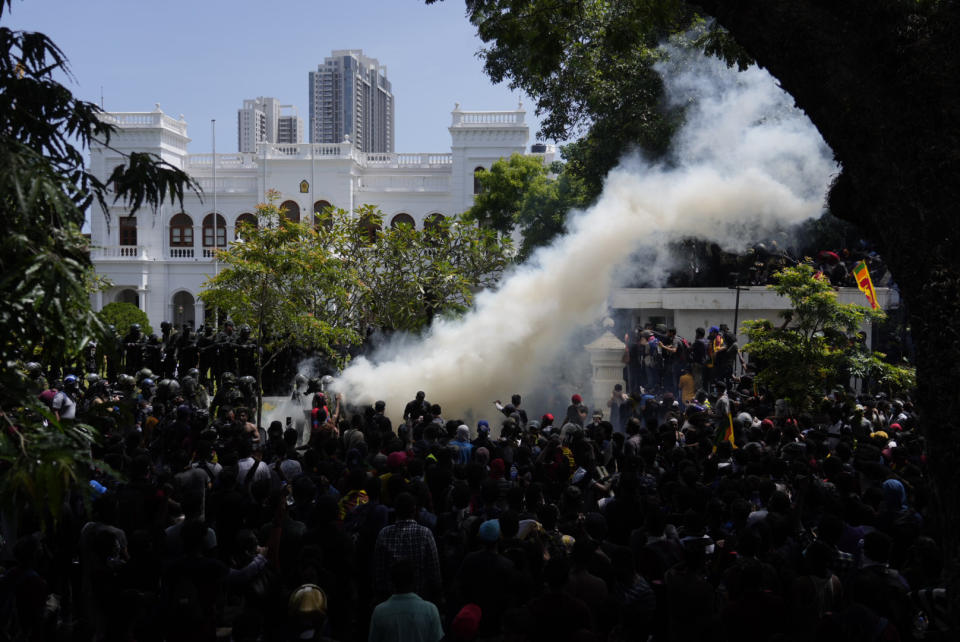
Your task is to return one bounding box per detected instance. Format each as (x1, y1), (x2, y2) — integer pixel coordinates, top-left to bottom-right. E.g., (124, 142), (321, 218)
(89, 102), (545, 329)
(88, 104), (896, 405)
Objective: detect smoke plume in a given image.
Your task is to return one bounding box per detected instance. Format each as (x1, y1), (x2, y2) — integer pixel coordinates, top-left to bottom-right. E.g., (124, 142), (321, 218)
(334, 49), (837, 422)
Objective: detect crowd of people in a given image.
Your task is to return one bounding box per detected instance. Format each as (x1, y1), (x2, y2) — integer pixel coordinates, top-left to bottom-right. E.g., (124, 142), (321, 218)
(1, 321), (949, 642)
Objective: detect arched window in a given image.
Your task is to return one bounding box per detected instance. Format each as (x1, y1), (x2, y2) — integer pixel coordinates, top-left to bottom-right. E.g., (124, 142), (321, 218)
(169, 213), (194, 247)
(202, 213), (227, 247)
(390, 213), (415, 229)
(280, 200), (300, 223)
(172, 291), (195, 328)
(234, 213), (257, 239)
(360, 213), (381, 243)
(473, 166), (486, 194)
(115, 288), (139, 307)
(424, 213), (446, 232)
(313, 200), (332, 228)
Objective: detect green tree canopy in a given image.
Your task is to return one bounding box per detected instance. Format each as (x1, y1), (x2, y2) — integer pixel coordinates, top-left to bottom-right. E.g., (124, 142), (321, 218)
(202, 197), (513, 397)
(742, 265), (914, 411)
(467, 153), (590, 261)
(97, 301), (153, 337)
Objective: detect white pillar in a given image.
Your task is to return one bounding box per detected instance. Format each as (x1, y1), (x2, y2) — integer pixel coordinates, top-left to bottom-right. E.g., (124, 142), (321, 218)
(584, 318), (627, 417)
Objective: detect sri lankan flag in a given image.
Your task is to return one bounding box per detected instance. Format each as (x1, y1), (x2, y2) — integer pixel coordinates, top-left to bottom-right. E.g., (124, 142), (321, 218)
(852, 261), (879, 309)
(714, 413), (737, 451)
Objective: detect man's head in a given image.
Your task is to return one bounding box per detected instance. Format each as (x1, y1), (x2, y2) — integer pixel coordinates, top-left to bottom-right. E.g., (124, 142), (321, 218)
(394, 491), (417, 520)
(477, 519), (501, 547)
(416, 390), (426, 401)
(696, 327), (705, 338)
(511, 393), (522, 406)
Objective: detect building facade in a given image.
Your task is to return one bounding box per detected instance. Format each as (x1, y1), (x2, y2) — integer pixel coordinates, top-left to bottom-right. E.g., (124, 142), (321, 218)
(89, 106), (893, 357)
(308, 50), (394, 152)
(89, 103), (531, 329)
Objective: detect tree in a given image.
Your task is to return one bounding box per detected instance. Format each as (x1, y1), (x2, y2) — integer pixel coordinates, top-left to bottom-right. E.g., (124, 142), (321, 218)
(742, 265), (914, 410)
(200, 193), (360, 427)
(97, 301), (153, 337)
(332, 205), (512, 331)
(0, 1), (196, 523)
(201, 199), (512, 422)
(467, 153), (586, 261)
(460, 0), (680, 199)
(437, 0), (960, 577)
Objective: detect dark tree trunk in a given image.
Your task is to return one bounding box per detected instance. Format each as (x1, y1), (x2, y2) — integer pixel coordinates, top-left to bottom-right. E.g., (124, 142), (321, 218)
(697, 0), (960, 577)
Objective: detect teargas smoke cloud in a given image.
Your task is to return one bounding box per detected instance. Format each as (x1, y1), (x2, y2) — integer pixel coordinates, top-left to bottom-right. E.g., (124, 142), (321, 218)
(334, 50), (838, 422)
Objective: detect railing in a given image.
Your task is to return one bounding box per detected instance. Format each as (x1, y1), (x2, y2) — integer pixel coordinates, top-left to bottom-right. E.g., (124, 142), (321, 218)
(260, 143), (353, 160)
(169, 248), (195, 259)
(98, 111), (188, 137)
(365, 153), (453, 167)
(451, 110), (525, 126)
(91, 245), (148, 259)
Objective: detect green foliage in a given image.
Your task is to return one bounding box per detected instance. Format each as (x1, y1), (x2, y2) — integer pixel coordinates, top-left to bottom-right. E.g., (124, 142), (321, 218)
(97, 301), (153, 337)
(333, 204), (512, 331)
(203, 196), (512, 374)
(742, 265), (915, 409)
(0, 6), (196, 525)
(201, 194), (361, 373)
(467, 153), (587, 261)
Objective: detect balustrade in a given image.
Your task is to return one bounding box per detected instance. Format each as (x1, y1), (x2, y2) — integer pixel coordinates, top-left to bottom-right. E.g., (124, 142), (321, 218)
(451, 110), (525, 126)
(91, 245), (147, 259)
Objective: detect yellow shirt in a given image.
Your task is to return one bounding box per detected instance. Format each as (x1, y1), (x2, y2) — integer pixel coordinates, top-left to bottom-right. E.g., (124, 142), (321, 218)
(679, 372), (696, 404)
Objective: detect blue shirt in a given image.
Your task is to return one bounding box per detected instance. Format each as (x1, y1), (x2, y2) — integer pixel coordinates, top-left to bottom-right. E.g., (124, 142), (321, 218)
(368, 593), (443, 642)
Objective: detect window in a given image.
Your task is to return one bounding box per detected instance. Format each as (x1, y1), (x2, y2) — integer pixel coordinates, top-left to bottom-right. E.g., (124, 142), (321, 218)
(473, 166), (486, 194)
(313, 200), (332, 228)
(390, 213), (415, 229)
(360, 213), (381, 243)
(234, 213), (257, 239)
(424, 213), (446, 232)
(119, 216), (137, 246)
(280, 200), (300, 223)
(169, 213), (194, 247)
(202, 213), (227, 247)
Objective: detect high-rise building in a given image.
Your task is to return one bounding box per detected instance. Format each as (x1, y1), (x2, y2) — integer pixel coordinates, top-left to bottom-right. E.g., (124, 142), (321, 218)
(238, 97), (303, 152)
(277, 107), (304, 144)
(308, 50), (394, 153)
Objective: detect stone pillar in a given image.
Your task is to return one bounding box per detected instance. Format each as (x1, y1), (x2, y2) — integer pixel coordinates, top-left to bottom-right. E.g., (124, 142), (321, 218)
(584, 318), (627, 418)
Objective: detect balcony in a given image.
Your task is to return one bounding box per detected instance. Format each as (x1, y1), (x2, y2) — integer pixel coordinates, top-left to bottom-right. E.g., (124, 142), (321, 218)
(98, 110), (188, 138)
(450, 108), (526, 127)
(91, 245), (148, 260)
(169, 248), (195, 259)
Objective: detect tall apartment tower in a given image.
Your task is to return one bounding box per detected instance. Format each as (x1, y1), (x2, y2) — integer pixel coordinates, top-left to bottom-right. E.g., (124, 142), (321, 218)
(238, 97), (303, 152)
(308, 50), (394, 153)
(277, 106), (304, 144)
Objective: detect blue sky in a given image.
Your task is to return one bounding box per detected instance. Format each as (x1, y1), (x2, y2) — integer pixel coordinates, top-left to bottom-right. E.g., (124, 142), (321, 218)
(5, 0), (548, 154)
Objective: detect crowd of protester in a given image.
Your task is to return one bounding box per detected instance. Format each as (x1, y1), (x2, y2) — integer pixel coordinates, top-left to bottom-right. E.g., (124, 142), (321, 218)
(1, 316), (949, 642)
(657, 241), (893, 290)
